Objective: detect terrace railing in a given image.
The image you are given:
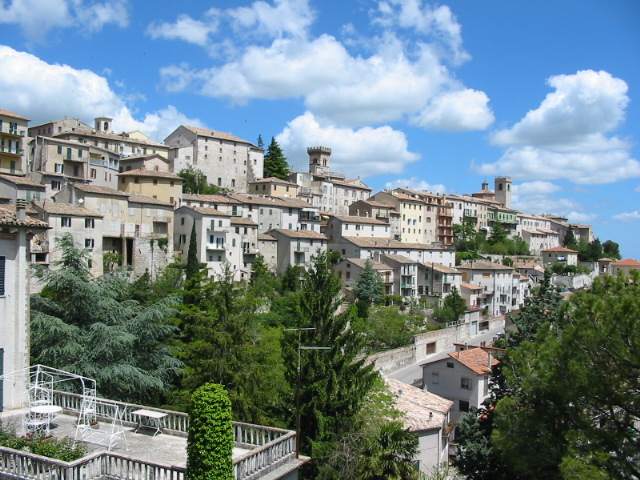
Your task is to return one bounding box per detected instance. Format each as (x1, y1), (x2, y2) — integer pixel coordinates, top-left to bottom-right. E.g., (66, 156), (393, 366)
(42, 390), (298, 480)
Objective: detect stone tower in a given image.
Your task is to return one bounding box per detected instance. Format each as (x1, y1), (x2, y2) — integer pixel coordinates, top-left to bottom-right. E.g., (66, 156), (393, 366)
(494, 176), (512, 208)
(94, 116), (112, 134)
(307, 146), (332, 176)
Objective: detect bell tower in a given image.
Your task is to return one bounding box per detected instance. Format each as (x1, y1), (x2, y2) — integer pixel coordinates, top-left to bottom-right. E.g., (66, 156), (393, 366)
(494, 176), (512, 208)
(307, 146), (332, 176)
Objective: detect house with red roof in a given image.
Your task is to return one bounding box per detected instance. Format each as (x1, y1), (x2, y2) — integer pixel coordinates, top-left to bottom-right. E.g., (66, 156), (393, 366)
(610, 258), (640, 275)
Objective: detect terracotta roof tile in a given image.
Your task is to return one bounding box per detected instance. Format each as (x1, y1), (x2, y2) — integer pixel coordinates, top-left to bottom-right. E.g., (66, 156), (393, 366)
(127, 195), (173, 207)
(0, 206), (48, 228)
(0, 174), (45, 188)
(0, 109), (29, 121)
(449, 348), (499, 375)
(35, 202), (102, 217)
(181, 125), (257, 147)
(612, 258), (640, 267)
(118, 168), (181, 180)
(385, 378), (452, 432)
(269, 229), (327, 240)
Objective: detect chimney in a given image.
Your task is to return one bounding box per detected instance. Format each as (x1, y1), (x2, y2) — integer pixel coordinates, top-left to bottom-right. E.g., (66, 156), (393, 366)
(15, 198), (27, 221)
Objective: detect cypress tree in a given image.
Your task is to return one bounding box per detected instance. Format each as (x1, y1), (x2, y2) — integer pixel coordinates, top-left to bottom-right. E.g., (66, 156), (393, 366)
(354, 259), (384, 317)
(263, 137), (290, 180)
(186, 222), (200, 280)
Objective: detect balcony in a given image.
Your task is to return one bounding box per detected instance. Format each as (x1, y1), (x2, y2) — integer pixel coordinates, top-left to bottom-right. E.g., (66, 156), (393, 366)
(0, 146), (22, 157)
(0, 389), (304, 480)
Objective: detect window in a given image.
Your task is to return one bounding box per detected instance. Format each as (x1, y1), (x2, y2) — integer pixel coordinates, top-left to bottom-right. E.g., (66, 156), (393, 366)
(459, 400), (470, 412)
(90, 168), (96, 179)
(461, 377), (471, 390)
(84, 238), (95, 249)
(85, 218), (95, 228)
(56, 145), (62, 154)
(61, 217), (71, 227)
(54, 163), (64, 174)
(431, 371), (439, 385)
(426, 342), (436, 355)
(446, 361), (454, 368)
(0, 256), (5, 296)
(52, 180), (61, 191)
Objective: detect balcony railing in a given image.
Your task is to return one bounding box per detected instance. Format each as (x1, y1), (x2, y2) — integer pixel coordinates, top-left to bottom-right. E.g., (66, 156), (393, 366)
(3, 390), (300, 480)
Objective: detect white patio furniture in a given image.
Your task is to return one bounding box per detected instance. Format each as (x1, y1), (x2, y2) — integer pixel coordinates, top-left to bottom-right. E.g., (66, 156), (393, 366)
(132, 409), (167, 437)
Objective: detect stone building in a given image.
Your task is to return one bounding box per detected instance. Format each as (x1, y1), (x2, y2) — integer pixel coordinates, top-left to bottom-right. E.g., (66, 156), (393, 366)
(29, 117), (169, 159)
(0, 202), (48, 411)
(268, 229), (327, 274)
(258, 232), (278, 271)
(248, 177), (299, 198)
(289, 147), (371, 216)
(457, 261), (515, 316)
(348, 198), (401, 239)
(0, 174), (45, 204)
(324, 214), (390, 242)
(118, 168), (182, 206)
(164, 125), (263, 192)
(541, 246), (578, 267)
(229, 193), (320, 234)
(0, 109), (29, 176)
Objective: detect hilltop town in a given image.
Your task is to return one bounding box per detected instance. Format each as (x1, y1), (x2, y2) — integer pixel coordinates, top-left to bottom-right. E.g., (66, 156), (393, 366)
(0, 109), (638, 479)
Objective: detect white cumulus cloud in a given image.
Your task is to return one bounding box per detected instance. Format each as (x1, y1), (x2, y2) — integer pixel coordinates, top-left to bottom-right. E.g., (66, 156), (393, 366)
(276, 112), (418, 177)
(0, 45), (200, 141)
(478, 70), (640, 184)
(385, 177), (446, 193)
(613, 210), (640, 222)
(0, 0), (128, 40)
(147, 11), (220, 47)
(413, 88), (494, 131)
(227, 0), (314, 39)
(510, 181), (593, 223)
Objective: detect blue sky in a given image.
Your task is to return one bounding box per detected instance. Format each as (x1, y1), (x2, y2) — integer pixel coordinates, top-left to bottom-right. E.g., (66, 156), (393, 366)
(1, 0), (639, 256)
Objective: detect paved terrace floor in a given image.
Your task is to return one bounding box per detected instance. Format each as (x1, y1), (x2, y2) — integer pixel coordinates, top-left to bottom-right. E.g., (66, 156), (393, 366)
(0, 410), (249, 467)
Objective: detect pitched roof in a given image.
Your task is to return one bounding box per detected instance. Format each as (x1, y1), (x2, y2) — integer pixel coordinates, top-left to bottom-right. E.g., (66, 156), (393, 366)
(542, 246), (578, 253)
(35, 202), (102, 217)
(426, 263), (460, 274)
(331, 214), (389, 225)
(383, 254), (417, 265)
(340, 236), (450, 251)
(458, 261), (513, 271)
(119, 153), (169, 163)
(250, 177), (298, 186)
(449, 348), (500, 375)
(127, 195), (173, 207)
(0, 109), (29, 121)
(612, 258), (640, 267)
(269, 229), (327, 240)
(0, 174), (45, 189)
(258, 233), (277, 242)
(118, 168), (181, 180)
(358, 199), (396, 209)
(461, 282), (483, 291)
(229, 193), (310, 209)
(54, 129), (166, 148)
(181, 125), (257, 147)
(231, 216), (258, 226)
(0, 206), (48, 228)
(73, 183), (130, 197)
(182, 193), (240, 204)
(385, 378), (452, 432)
(327, 177), (371, 191)
(344, 257), (392, 270)
(179, 205), (231, 217)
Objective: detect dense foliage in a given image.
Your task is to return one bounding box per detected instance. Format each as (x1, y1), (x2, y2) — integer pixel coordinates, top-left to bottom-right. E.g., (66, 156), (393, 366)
(353, 306), (434, 352)
(30, 234), (181, 403)
(432, 287), (467, 324)
(456, 271), (640, 480)
(263, 137), (290, 180)
(454, 220), (529, 258)
(0, 427), (87, 461)
(186, 383), (234, 480)
(179, 167), (226, 194)
(353, 259), (384, 317)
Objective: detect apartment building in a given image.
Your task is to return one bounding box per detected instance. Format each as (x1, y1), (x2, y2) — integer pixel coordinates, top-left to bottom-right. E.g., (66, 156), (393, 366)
(118, 168), (182, 206)
(422, 347), (500, 422)
(290, 147), (371, 216)
(570, 224), (595, 244)
(118, 153), (171, 173)
(29, 117), (169, 159)
(31, 202), (104, 277)
(457, 261), (515, 316)
(332, 236), (455, 267)
(180, 193), (243, 216)
(229, 193), (320, 233)
(516, 213), (560, 254)
(541, 246), (578, 267)
(248, 177), (299, 198)
(30, 136), (120, 198)
(324, 214), (390, 242)
(269, 229), (327, 273)
(57, 183), (174, 277)
(385, 378), (452, 476)
(0, 174), (45, 204)
(0, 202), (48, 410)
(165, 125), (263, 192)
(174, 206), (248, 281)
(369, 190), (437, 245)
(422, 263), (462, 299)
(447, 194), (490, 232)
(348, 198), (401, 239)
(0, 109), (29, 176)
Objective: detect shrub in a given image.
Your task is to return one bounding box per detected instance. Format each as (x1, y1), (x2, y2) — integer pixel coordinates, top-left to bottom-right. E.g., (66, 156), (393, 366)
(186, 384), (234, 480)
(0, 427), (87, 461)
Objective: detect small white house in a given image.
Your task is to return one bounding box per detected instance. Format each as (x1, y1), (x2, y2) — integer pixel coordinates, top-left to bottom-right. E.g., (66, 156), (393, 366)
(386, 378), (453, 476)
(541, 246), (578, 267)
(422, 347), (499, 422)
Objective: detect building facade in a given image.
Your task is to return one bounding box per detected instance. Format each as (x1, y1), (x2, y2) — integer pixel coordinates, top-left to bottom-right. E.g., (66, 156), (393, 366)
(0, 109), (29, 177)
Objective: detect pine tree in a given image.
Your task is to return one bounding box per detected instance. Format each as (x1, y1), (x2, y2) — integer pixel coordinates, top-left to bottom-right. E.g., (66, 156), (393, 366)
(263, 137), (290, 180)
(186, 222), (200, 280)
(285, 252), (377, 458)
(562, 229), (577, 248)
(602, 239), (621, 259)
(354, 259), (384, 317)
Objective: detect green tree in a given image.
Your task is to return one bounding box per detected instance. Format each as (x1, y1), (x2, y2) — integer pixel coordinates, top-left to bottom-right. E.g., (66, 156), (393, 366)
(562, 229), (577, 249)
(31, 234), (180, 403)
(488, 221), (507, 244)
(257, 134), (264, 150)
(279, 265), (303, 293)
(186, 383), (234, 480)
(263, 137), (290, 180)
(601, 239), (621, 259)
(284, 252), (377, 461)
(179, 166), (224, 194)
(354, 260), (384, 317)
(186, 222), (200, 280)
(432, 287), (466, 324)
(353, 306), (432, 352)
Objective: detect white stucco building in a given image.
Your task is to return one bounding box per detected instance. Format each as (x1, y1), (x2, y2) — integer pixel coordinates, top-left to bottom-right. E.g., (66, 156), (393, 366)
(268, 229), (327, 273)
(457, 261), (516, 316)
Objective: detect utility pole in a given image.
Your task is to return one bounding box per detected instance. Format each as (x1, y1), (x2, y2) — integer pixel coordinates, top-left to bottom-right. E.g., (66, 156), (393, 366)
(284, 327), (330, 458)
